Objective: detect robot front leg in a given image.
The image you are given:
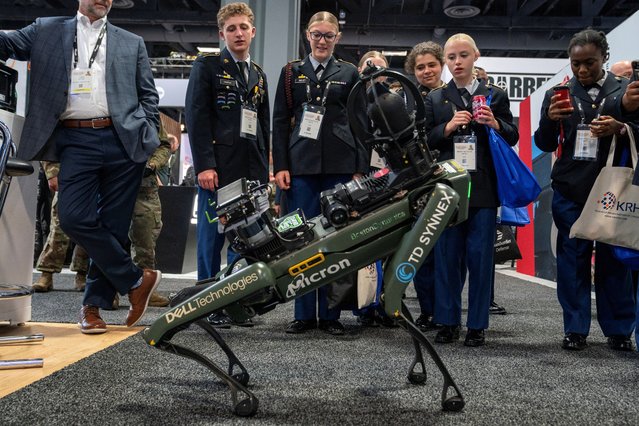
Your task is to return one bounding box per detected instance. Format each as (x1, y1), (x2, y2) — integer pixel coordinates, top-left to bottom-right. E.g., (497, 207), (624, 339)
(399, 302), (465, 412)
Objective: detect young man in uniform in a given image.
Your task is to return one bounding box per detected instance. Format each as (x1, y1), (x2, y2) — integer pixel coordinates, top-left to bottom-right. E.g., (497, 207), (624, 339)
(185, 2), (269, 327)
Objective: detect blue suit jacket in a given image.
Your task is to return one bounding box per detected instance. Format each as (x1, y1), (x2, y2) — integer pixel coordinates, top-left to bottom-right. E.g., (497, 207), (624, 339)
(0, 16), (159, 162)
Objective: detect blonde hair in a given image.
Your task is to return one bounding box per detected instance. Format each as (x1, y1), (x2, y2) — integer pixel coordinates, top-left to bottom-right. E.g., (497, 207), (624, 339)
(306, 11), (340, 33)
(217, 2), (254, 29)
(358, 50), (388, 69)
(444, 33), (479, 55)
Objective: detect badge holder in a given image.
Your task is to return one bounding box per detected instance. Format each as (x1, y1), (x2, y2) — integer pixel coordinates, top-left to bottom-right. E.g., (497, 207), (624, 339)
(240, 105), (258, 140)
(298, 103), (326, 140)
(573, 123), (599, 161)
(573, 98), (604, 162)
(453, 132), (477, 171)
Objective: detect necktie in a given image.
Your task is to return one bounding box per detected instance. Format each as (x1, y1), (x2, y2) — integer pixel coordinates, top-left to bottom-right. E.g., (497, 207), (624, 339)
(459, 88), (471, 106)
(315, 64), (324, 79)
(237, 61), (248, 84)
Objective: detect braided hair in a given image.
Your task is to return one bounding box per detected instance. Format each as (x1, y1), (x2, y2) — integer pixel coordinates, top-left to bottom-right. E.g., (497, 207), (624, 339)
(568, 28), (609, 61)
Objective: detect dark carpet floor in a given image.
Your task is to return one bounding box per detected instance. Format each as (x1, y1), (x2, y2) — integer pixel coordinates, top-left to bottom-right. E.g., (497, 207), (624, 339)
(0, 270), (637, 425)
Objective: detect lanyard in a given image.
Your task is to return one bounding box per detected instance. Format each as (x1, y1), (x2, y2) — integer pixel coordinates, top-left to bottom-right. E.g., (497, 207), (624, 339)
(575, 96), (606, 124)
(305, 79), (332, 107)
(73, 23), (107, 69)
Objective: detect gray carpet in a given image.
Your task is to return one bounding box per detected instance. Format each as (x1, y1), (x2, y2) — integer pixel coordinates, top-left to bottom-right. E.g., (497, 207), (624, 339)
(1, 270), (638, 425)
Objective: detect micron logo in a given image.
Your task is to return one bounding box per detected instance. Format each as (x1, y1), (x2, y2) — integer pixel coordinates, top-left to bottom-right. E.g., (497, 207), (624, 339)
(286, 259), (351, 298)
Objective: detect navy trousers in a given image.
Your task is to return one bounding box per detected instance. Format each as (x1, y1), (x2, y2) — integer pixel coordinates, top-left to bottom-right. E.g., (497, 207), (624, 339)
(287, 174), (352, 321)
(56, 127), (144, 310)
(196, 187), (235, 281)
(552, 190), (635, 336)
(434, 207), (496, 330)
(413, 253), (435, 316)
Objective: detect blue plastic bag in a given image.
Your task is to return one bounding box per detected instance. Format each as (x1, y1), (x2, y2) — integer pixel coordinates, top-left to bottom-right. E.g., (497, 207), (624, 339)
(499, 205), (530, 227)
(487, 126), (541, 208)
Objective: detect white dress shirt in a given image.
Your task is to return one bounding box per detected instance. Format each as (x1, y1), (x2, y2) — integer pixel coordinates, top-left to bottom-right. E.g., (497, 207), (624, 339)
(60, 12), (110, 120)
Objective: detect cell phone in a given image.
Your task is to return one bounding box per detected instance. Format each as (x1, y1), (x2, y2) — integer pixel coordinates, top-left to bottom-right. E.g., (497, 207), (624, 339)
(552, 86), (571, 107)
(632, 60), (639, 82)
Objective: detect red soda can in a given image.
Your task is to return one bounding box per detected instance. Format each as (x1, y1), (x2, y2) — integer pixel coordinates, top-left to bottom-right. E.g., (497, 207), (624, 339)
(472, 95), (486, 120)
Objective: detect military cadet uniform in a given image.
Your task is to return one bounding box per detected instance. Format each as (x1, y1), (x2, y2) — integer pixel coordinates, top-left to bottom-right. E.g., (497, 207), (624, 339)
(534, 73), (636, 349)
(272, 55), (368, 332)
(425, 79), (518, 344)
(185, 48), (270, 281)
(33, 161), (89, 292)
(412, 82), (444, 331)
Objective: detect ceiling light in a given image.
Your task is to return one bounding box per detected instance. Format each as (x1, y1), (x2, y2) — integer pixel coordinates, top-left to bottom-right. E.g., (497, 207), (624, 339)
(443, 0), (480, 18)
(197, 47), (220, 54)
(111, 0), (135, 9)
(381, 50), (407, 57)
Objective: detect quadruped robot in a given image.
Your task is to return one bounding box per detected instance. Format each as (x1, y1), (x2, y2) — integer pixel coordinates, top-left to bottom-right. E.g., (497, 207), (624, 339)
(143, 66), (471, 416)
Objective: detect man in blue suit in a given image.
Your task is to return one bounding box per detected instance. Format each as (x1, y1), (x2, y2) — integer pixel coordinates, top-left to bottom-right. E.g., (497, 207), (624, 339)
(0, 0), (162, 334)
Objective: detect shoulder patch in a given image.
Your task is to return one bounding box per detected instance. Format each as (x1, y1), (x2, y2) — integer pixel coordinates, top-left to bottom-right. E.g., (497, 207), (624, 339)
(337, 58), (357, 68)
(251, 61), (264, 73)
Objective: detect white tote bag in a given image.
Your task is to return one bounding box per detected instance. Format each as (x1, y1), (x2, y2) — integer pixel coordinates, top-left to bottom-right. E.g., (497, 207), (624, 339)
(570, 124), (639, 250)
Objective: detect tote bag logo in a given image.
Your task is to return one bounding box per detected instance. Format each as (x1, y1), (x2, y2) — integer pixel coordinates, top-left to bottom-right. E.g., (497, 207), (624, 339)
(599, 192), (617, 210)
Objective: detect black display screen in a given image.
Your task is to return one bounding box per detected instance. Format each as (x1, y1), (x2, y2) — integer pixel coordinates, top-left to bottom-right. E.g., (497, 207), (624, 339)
(0, 63), (18, 112)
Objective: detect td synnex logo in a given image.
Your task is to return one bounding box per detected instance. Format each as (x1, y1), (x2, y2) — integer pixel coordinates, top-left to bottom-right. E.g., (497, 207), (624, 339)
(164, 273), (258, 324)
(287, 259), (351, 298)
(395, 192), (453, 282)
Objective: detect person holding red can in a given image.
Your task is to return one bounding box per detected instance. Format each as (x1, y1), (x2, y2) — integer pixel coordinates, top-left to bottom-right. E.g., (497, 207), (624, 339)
(424, 33), (519, 347)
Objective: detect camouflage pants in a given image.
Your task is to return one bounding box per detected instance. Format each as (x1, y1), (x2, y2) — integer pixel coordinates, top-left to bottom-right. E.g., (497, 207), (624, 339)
(129, 179), (163, 270)
(36, 192), (89, 273)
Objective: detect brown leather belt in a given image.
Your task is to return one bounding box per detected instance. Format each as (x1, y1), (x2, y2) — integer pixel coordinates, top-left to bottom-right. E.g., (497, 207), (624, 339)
(61, 117), (113, 129)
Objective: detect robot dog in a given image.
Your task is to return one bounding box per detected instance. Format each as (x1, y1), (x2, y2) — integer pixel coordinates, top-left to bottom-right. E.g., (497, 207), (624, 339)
(143, 66), (470, 417)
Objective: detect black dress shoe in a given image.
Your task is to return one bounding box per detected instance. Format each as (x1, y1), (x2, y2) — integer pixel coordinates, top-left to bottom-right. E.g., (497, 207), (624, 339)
(607, 335), (634, 352)
(562, 333), (587, 350)
(207, 312), (254, 328)
(286, 319), (317, 334)
(357, 314), (379, 327)
(415, 314), (437, 332)
(207, 312), (232, 328)
(435, 325), (461, 343)
(464, 328), (485, 347)
(489, 301), (507, 315)
(318, 320), (345, 336)
(376, 315), (399, 328)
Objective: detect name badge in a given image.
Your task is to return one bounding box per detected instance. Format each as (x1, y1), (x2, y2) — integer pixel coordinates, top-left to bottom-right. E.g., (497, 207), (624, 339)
(298, 104), (326, 140)
(370, 149), (386, 169)
(453, 134), (477, 171)
(70, 68), (94, 97)
(574, 123), (598, 161)
(240, 106), (258, 140)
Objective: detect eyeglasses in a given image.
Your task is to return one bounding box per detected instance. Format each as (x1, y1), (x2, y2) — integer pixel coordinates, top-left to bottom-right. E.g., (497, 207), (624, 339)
(309, 31), (337, 42)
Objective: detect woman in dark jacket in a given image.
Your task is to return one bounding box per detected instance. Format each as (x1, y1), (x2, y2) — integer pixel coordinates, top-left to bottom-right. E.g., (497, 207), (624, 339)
(534, 29), (637, 352)
(272, 11), (368, 336)
(425, 33), (518, 347)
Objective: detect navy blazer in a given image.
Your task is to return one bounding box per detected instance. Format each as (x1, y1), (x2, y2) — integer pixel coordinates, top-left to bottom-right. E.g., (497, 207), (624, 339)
(0, 16), (160, 163)
(272, 55), (368, 176)
(425, 79), (519, 208)
(534, 73), (631, 204)
(185, 48), (270, 188)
